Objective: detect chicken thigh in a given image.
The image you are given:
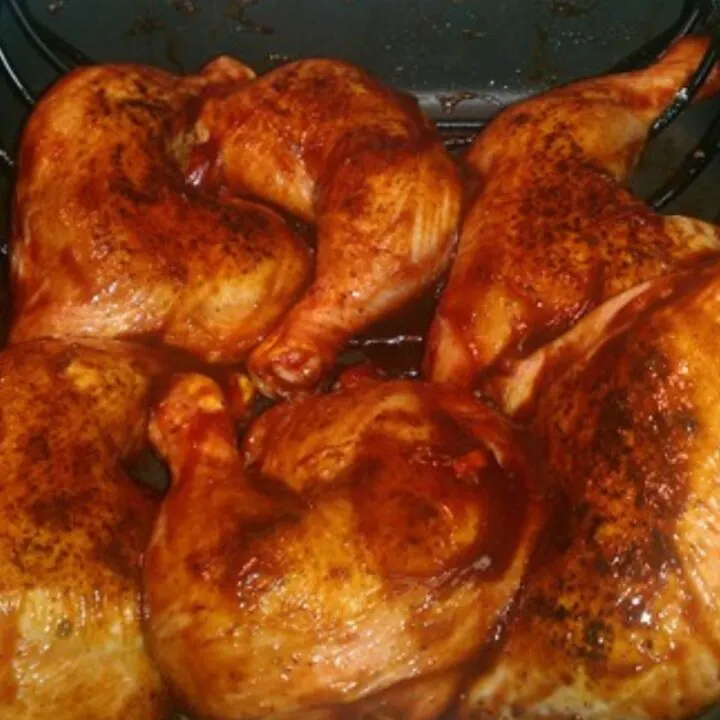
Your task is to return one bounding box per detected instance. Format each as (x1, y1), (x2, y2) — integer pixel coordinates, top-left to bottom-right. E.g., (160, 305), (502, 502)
(144, 371), (547, 719)
(0, 340), (168, 719)
(426, 36), (720, 391)
(185, 59), (462, 396)
(10, 59), (310, 363)
(462, 261), (720, 719)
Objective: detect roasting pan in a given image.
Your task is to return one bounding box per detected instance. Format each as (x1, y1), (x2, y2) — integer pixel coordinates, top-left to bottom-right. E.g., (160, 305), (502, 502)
(1, 1), (720, 718)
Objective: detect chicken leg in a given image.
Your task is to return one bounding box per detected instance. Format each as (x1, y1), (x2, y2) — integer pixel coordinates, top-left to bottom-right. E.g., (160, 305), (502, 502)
(144, 372), (546, 719)
(462, 260), (720, 719)
(185, 59), (462, 396)
(426, 36), (720, 391)
(0, 340), (169, 719)
(11, 59), (310, 363)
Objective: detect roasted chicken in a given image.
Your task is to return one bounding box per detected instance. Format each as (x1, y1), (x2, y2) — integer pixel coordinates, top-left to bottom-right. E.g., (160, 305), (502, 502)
(462, 261), (720, 719)
(185, 59), (462, 396)
(7, 27), (720, 720)
(425, 36), (720, 391)
(10, 59), (310, 363)
(0, 340), (168, 719)
(144, 370), (547, 719)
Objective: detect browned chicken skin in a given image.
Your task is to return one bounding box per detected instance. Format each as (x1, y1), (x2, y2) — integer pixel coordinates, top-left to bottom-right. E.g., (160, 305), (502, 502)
(10, 59), (310, 363)
(426, 36), (720, 391)
(0, 340), (169, 719)
(186, 59), (462, 396)
(144, 372), (547, 719)
(462, 262), (720, 719)
(8, 33), (720, 720)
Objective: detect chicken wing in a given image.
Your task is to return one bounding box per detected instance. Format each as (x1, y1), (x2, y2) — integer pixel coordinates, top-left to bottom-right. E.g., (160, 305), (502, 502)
(144, 372), (547, 719)
(462, 261), (720, 719)
(0, 340), (168, 719)
(426, 36), (720, 391)
(10, 59), (310, 363)
(185, 59), (461, 396)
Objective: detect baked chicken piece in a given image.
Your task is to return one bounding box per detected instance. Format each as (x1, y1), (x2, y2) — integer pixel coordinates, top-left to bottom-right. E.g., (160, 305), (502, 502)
(425, 36), (720, 391)
(10, 59), (310, 363)
(462, 261), (720, 719)
(0, 340), (168, 719)
(184, 59), (462, 396)
(144, 370), (547, 719)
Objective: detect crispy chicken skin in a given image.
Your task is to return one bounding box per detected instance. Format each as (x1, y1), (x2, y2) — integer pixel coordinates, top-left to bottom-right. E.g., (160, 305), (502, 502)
(186, 59), (462, 396)
(10, 59), (310, 363)
(426, 36), (720, 390)
(462, 262), (720, 719)
(0, 340), (168, 719)
(144, 372), (547, 719)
